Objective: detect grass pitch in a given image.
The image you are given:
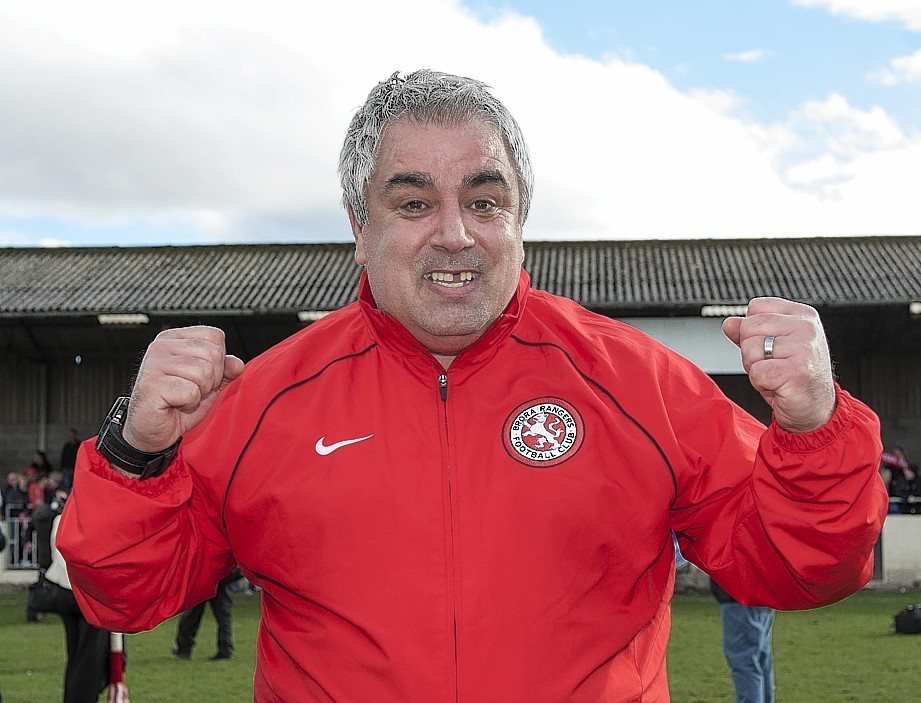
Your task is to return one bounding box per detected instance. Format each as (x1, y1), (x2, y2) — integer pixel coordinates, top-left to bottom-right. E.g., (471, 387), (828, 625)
(1, 587), (918, 701)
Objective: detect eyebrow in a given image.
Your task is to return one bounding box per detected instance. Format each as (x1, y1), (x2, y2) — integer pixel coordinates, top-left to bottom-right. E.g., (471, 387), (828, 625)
(382, 169), (512, 195)
(463, 169), (511, 191)
(383, 172), (435, 194)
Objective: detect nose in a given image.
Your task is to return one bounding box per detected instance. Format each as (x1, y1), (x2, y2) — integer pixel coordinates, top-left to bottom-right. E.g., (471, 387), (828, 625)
(429, 203), (475, 252)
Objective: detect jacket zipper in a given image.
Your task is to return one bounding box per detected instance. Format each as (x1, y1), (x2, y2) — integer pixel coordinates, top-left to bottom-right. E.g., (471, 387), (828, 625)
(438, 372), (459, 702)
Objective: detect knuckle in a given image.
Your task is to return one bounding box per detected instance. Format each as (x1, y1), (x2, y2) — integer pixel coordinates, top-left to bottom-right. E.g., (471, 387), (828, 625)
(186, 355), (217, 384)
(167, 375), (202, 405)
(198, 325), (226, 346)
(205, 342), (226, 367)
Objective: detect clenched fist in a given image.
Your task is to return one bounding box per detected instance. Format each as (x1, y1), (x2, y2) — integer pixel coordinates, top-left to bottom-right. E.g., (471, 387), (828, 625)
(122, 326), (245, 452)
(722, 297), (836, 433)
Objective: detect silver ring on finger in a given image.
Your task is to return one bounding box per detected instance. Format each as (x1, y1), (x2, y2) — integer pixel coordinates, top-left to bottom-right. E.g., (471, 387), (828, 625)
(763, 335), (775, 360)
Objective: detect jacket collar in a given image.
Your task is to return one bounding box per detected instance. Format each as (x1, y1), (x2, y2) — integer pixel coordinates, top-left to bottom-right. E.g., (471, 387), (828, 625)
(358, 268), (530, 370)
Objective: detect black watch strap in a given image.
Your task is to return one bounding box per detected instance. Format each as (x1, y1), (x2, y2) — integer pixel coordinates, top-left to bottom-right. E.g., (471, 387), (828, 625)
(96, 396), (181, 480)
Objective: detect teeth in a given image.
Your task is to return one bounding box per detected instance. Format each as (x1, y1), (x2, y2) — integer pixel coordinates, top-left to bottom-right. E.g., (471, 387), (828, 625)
(427, 271), (476, 286)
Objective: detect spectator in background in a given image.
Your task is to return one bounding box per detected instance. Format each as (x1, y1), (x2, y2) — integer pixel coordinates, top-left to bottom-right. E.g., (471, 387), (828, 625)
(5, 471), (34, 569)
(880, 446), (913, 492)
(3, 471), (26, 510)
(25, 467), (45, 508)
(23, 468), (46, 584)
(711, 577), (775, 703)
(44, 512), (114, 702)
(25, 471), (66, 622)
(28, 449), (54, 478)
(172, 566), (243, 661)
(28, 492), (56, 623)
(880, 446), (919, 512)
(60, 429), (81, 491)
(1, 472), (22, 568)
(43, 471), (66, 506)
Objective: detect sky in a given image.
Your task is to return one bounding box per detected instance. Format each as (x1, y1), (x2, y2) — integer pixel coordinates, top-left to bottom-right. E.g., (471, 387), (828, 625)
(1, 0), (919, 248)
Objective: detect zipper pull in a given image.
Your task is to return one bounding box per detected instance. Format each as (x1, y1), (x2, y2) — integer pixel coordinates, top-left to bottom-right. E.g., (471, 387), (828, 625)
(438, 373), (448, 402)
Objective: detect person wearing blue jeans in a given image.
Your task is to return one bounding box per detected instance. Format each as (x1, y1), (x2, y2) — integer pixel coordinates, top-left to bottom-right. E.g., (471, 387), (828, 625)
(711, 578), (775, 703)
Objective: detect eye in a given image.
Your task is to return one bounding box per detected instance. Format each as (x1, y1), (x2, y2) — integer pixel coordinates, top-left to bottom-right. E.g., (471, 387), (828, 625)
(470, 199), (497, 214)
(400, 199), (428, 215)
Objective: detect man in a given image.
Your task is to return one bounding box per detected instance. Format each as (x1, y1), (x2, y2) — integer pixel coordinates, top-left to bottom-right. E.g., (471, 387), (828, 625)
(711, 578), (775, 703)
(44, 511), (113, 703)
(171, 566), (242, 661)
(58, 69), (888, 702)
(60, 428), (81, 491)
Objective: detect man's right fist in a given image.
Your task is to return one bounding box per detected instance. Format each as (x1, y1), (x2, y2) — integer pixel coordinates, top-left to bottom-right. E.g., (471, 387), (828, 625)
(122, 326), (245, 452)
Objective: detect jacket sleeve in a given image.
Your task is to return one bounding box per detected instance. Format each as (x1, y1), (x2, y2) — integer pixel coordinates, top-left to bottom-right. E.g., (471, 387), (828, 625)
(667, 359), (888, 610)
(56, 441), (236, 633)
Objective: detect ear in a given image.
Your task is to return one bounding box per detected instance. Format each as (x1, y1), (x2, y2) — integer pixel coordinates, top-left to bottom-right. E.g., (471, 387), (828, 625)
(347, 206), (367, 266)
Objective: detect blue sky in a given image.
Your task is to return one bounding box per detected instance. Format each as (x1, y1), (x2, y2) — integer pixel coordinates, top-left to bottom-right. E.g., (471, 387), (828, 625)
(472, 0), (920, 126)
(1, 0), (918, 247)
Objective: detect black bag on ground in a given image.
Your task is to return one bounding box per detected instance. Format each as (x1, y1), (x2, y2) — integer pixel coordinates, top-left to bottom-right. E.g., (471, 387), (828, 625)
(26, 573), (60, 614)
(894, 603), (921, 634)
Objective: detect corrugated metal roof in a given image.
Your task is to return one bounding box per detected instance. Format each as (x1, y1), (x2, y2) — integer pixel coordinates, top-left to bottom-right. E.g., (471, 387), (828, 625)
(1, 236), (919, 316)
(0, 243), (362, 315)
(523, 237), (921, 308)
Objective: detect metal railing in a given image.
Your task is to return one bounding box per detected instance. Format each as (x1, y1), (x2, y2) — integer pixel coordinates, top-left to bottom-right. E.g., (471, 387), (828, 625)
(3, 503), (39, 569)
(888, 495), (921, 515)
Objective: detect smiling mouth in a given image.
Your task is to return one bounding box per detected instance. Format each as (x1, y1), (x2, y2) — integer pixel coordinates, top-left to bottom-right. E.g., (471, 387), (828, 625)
(424, 271), (478, 287)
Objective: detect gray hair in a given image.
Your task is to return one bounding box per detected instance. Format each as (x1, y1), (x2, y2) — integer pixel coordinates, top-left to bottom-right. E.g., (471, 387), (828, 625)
(338, 69), (534, 226)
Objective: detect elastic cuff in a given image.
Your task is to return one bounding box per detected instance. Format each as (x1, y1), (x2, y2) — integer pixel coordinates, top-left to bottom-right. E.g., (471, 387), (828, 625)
(769, 384), (852, 453)
(86, 439), (187, 498)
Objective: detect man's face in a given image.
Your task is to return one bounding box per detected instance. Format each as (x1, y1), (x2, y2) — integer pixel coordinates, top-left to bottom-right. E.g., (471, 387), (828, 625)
(350, 118), (525, 360)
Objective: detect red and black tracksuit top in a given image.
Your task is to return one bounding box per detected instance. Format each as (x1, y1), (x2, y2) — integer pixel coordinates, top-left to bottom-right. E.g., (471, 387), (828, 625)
(59, 270), (888, 702)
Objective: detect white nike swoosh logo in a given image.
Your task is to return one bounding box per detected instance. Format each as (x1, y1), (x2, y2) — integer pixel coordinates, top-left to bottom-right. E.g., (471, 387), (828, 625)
(315, 434), (374, 456)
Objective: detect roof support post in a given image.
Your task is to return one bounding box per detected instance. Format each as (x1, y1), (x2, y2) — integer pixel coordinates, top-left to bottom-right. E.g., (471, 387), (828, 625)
(37, 361), (49, 452)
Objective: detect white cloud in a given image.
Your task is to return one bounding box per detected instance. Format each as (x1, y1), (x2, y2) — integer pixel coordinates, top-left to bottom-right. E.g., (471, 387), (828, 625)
(760, 93), (921, 234)
(792, 0), (921, 31)
(870, 47), (921, 84)
(724, 49), (773, 63)
(687, 89), (742, 114)
(0, 0), (918, 246)
(38, 238), (72, 248)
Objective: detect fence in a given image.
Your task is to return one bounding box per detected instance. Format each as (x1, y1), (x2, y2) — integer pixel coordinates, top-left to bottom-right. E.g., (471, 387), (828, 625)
(3, 503), (39, 569)
(888, 495), (921, 515)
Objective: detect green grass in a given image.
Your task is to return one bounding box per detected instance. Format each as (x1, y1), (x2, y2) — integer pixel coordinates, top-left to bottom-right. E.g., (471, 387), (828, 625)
(1, 587), (919, 701)
(0, 587), (261, 703)
(669, 591), (921, 702)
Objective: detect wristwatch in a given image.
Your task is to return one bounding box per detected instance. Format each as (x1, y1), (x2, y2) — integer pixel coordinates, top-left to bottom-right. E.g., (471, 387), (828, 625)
(95, 396), (181, 480)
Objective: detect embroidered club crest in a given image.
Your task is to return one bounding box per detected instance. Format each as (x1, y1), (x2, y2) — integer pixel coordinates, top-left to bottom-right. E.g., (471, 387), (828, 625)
(503, 397), (584, 468)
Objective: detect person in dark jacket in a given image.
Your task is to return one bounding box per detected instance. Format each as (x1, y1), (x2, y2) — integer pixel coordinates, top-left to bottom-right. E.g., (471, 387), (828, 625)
(39, 508), (115, 703)
(172, 567), (243, 660)
(60, 429), (81, 491)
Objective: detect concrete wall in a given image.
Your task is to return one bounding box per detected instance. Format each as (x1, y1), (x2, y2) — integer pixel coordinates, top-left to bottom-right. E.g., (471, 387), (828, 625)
(879, 514), (921, 587)
(673, 515), (921, 594)
(5, 516), (920, 587)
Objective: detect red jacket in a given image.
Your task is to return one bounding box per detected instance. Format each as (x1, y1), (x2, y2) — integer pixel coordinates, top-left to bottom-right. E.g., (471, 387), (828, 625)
(59, 271), (887, 702)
